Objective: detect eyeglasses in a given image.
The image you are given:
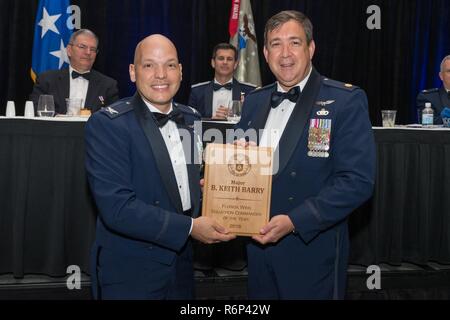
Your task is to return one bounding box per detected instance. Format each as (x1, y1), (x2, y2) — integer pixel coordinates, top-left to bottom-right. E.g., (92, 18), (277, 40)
(69, 43), (99, 54)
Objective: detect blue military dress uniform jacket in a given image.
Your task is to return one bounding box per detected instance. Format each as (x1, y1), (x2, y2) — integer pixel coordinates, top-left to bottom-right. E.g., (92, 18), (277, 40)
(416, 87), (450, 124)
(85, 93), (202, 299)
(236, 68), (376, 299)
(188, 78), (256, 118)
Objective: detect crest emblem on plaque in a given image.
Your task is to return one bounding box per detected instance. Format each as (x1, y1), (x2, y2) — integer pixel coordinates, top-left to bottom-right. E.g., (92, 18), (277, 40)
(228, 153), (251, 177)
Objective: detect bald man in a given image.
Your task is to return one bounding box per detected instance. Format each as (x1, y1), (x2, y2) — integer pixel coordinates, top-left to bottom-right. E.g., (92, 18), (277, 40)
(85, 34), (235, 300)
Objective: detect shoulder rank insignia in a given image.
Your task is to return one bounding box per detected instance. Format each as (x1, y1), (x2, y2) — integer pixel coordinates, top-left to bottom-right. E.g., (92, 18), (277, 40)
(422, 88), (438, 93)
(106, 107), (118, 115)
(316, 108), (330, 116)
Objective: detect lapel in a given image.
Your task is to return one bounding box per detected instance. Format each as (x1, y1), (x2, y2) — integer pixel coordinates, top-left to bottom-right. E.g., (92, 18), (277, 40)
(185, 151), (200, 217)
(133, 93), (184, 213)
(175, 113), (201, 217)
(232, 78), (241, 101)
(85, 70), (101, 110)
(439, 87), (450, 107)
(204, 82), (214, 118)
(273, 68), (322, 180)
(250, 83), (276, 142)
(56, 69), (70, 113)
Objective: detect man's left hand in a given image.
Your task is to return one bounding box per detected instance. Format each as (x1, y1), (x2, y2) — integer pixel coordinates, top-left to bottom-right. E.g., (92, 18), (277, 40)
(252, 215), (295, 245)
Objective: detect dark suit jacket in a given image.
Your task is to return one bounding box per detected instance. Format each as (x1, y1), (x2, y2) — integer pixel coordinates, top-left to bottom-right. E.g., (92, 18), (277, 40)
(188, 78), (256, 118)
(85, 94), (202, 299)
(236, 68), (376, 299)
(416, 87), (450, 124)
(30, 68), (119, 114)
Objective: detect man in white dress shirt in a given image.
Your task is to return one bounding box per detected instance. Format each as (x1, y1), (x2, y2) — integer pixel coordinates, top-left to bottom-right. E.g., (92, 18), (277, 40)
(30, 29), (119, 115)
(236, 10), (375, 299)
(188, 43), (256, 119)
(85, 34), (235, 299)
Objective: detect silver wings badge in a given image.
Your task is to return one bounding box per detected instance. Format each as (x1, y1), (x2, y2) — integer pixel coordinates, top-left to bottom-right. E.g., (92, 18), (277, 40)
(315, 100), (335, 116)
(316, 100), (335, 107)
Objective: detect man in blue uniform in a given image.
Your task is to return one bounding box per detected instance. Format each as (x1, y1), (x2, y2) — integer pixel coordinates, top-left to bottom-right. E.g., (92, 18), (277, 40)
(235, 10), (376, 299)
(85, 34), (235, 299)
(189, 43), (256, 119)
(416, 55), (450, 124)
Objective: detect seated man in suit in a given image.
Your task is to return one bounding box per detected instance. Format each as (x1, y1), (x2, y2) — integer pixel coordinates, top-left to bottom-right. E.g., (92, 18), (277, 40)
(30, 29), (119, 115)
(417, 55), (450, 124)
(188, 43), (256, 119)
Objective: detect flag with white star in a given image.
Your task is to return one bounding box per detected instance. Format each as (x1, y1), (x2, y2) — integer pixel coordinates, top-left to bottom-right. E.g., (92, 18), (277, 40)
(229, 0), (262, 87)
(31, 0), (72, 82)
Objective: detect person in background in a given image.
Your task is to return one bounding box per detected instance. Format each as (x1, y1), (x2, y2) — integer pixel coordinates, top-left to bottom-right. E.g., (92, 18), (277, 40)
(30, 29), (119, 114)
(85, 34), (235, 299)
(235, 10), (376, 299)
(188, 43), (255, 119)
(417, 55), (450, 124)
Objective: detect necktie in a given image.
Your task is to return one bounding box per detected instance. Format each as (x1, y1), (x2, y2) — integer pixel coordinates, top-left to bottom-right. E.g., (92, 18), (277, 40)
(271, 86), (300, 108)
(152, 109), (184, 127)
(72, 71), (91, 80)
(447, 91), (450, 100)
(213, 82), (233, 91)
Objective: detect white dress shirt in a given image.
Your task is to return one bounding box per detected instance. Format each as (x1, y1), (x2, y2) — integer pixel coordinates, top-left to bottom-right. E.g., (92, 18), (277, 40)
(144, 100), (192, 213)
(212, 78), (233, 116)
(69, 66), (89, 107)
(259, 67), (312, 151)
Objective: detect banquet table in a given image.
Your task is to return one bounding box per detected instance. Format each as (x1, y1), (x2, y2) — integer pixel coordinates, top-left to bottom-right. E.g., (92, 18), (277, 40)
(1, 117), (449, 277)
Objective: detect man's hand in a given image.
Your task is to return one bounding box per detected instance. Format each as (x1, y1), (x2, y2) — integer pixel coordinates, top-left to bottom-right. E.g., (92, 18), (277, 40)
(252, 215), (295, 245)
(200, 178), (205, 193)
(191, 216), (236, 244)
(233, 139), (257, 148)
(212, 106), (229, 120)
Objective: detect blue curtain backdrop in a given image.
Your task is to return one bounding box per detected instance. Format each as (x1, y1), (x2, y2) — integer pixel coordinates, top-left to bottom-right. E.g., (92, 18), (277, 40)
(1, 0), (450, 124)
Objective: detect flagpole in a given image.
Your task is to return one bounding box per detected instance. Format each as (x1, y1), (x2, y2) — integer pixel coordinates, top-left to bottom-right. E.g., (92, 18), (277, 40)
(229, 0), (262, 87)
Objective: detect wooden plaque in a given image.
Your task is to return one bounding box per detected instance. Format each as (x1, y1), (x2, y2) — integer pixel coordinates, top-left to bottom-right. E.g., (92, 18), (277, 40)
(202, 143), (273, 236)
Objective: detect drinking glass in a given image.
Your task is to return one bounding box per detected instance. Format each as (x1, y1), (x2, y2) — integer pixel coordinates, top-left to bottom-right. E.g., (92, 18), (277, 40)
(66, 98), (83, 116)
(227, 100), (242, 122)
(37, 95), (55, 117)
(381, 110), (396, 127)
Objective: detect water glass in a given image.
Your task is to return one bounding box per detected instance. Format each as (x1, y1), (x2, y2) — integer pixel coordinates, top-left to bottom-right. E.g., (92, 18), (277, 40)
(66, 98), (83, 116)
(227, 100), (242, 122)
(381, 110), (396, 127)
(37, 95), (55, 117)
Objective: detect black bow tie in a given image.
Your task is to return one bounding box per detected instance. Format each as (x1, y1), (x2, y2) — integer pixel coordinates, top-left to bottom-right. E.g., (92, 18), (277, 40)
(213, 82), (233, 91)
(271, 86), (300, 108)
(72, 70), (90, 80)
(152, 109), (184, 127)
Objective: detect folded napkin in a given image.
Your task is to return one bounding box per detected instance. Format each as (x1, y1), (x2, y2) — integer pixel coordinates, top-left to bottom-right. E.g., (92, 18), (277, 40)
(441, 107), (450, 118)
(442, 107), (450, 127)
